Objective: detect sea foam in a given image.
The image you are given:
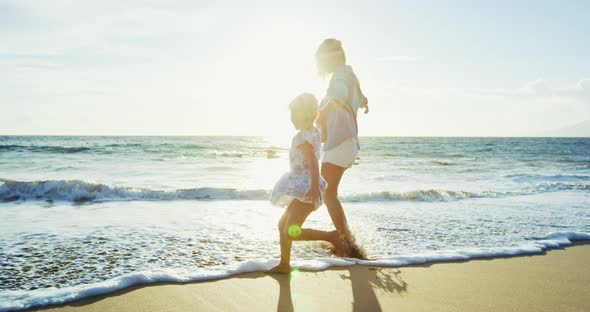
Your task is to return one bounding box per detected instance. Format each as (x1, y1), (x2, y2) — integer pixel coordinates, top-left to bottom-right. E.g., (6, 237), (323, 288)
(1, 231), (588, 312)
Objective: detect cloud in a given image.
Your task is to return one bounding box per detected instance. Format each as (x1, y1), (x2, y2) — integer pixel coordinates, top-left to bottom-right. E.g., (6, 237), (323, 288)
(523, 78), (552, 96)
(433, 78), (590, 106)
(371, 77), (590, 136)
(577, 78), (590, 90)
(376, 55), (419, 62)
(0, 1), (224, 59)
(521, 78), (590, 104)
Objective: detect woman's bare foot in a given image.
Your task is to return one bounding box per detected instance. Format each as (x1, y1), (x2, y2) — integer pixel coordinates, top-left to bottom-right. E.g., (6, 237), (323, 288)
(267, 263), (292, 274)
(343, 232), (367, 260)
(330, 231), (349, 257)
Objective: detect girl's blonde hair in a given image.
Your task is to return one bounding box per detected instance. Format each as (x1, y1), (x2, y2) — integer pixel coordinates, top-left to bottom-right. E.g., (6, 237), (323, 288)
(315, 38), (346, 76)
(289, 93), (319, 130)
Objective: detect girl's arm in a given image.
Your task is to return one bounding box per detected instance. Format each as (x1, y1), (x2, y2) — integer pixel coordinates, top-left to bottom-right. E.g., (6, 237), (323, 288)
(298, 142), (321, 204)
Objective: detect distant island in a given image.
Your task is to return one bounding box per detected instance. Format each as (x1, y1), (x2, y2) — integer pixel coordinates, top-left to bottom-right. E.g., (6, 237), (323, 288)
(543, 120), (590, 137)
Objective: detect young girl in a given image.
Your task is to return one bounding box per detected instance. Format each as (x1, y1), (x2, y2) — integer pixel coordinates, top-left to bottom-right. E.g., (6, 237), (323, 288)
(268, 93), (342, 274)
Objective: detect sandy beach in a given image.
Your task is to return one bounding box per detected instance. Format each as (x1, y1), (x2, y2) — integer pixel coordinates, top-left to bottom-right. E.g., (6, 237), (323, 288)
(33, 243), (589, 312)
(3, 1), (590, 311)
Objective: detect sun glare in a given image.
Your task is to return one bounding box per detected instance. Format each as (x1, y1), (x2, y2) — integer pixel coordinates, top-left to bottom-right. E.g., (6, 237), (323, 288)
(205, 21), (327, 139)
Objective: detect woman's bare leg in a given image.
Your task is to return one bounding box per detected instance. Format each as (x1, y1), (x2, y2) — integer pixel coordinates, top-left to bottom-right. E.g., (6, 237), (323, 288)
(321, 162), (348, 234)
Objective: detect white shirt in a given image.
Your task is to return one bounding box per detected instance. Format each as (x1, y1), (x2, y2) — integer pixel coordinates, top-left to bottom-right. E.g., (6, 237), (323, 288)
(319, 65), (367, 150)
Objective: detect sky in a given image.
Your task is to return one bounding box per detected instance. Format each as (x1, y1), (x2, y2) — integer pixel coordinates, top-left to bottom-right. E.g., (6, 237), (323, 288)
(1, 0), (589, 137)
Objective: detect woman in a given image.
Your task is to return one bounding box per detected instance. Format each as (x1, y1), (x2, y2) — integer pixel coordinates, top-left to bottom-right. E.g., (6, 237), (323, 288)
(316, 38), (369, 258)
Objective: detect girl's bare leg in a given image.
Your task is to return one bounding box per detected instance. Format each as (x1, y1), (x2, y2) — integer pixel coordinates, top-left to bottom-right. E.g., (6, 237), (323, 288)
(269, 200), (340, 273)
(296, 228), (338, 242)
(269, 200), (313, 273)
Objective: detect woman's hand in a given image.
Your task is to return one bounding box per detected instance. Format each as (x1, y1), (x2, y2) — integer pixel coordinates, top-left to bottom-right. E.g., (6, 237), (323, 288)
(364, 102), (369, 114)
(306, 185), (322, 206)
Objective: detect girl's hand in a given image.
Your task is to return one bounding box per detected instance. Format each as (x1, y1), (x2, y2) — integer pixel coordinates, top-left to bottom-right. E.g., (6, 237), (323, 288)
(364, 102), (369, 114)
(298, 142), (322, 205)
(306, 186), (322, 206)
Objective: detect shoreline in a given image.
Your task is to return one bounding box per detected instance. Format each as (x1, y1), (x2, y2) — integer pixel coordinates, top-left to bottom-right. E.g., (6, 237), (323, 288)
(26, 242), (590, 312)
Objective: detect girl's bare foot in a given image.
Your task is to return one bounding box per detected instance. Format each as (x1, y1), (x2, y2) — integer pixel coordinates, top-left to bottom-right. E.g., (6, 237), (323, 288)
(267, 263), (292, 274)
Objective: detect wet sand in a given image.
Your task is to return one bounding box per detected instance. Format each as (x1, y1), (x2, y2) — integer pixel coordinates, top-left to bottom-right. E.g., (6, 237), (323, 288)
(35, 243), (590, 312)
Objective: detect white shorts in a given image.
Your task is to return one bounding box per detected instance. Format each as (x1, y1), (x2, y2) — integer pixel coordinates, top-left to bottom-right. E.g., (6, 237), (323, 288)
(321, 138), (359, 168)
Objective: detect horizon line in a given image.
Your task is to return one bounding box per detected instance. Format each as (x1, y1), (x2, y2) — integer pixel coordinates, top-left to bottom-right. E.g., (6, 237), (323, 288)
(1, 134), (589, 138)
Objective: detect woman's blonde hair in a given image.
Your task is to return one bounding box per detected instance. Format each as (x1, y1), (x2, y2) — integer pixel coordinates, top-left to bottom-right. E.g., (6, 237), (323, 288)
(289, 93), (319, 130)
(315, 38), (346, 76)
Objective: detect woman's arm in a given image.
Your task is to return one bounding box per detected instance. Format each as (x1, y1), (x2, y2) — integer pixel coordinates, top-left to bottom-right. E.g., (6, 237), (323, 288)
(298, 142), (321, 204)
(317, 98), (335, 142)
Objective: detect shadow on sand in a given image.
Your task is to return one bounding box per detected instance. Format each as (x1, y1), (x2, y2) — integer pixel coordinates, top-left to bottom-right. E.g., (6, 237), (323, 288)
(270, 267), (408, 312)
(343, 268), (408, 312)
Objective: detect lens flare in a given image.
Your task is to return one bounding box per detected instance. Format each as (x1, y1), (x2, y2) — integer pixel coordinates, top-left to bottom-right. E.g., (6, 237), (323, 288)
(288, 224), (302, 238)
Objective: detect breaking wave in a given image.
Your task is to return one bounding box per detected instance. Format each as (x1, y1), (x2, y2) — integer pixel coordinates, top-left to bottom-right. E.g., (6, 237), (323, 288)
(1, 179), (587, 204)
(0, 145), (92, 154)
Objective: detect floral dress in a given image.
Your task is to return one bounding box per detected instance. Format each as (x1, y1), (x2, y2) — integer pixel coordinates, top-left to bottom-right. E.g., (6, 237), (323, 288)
(270, 128), (328, 209)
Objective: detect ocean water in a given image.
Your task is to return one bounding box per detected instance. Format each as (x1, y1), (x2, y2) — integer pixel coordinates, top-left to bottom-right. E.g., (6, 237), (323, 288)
(1, 136), (589, 310)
